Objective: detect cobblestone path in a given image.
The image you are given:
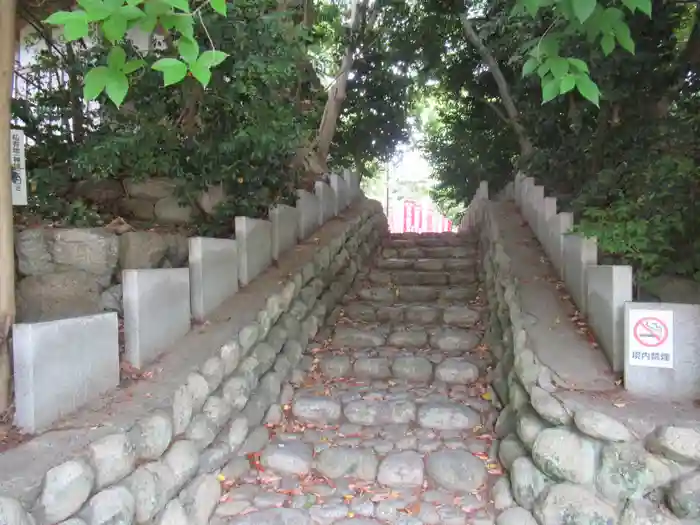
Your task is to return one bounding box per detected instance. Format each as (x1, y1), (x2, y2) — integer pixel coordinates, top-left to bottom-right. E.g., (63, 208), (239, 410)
(212, 232), (504, 525)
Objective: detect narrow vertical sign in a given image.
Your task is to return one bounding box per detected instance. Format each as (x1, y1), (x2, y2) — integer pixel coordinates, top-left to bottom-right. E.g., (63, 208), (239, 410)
(10, 129), (27, 206)
(627, 309), (674, 369)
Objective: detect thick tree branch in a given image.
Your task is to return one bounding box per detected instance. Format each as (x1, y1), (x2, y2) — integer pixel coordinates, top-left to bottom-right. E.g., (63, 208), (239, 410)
(458, 10), (534, 159)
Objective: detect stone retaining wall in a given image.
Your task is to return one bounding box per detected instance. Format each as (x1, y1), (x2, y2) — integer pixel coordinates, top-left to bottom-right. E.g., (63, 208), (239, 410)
(0, 199), (387, 525)
(14, 227), (189, 322)
(469, 191), (700, 524)
(12, 173), (362, 434)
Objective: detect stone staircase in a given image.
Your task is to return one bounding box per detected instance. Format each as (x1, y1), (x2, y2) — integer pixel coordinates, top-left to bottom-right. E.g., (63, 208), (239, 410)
(211, 232), (503, 525)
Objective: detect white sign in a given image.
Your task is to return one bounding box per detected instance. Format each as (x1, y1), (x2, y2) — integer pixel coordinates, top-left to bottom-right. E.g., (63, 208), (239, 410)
(627, 309), (674, 368)
(10, 129), (27, 206)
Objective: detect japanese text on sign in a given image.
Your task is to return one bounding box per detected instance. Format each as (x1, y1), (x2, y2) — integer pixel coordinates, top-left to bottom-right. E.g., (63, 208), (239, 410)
(627, 309), (674, 369)
(10, 129), (27, 206)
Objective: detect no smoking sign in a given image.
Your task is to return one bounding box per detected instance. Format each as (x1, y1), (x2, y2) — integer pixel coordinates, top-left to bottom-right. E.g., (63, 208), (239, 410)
(633, 317), (668, 347)
(627, 309), (674, 369)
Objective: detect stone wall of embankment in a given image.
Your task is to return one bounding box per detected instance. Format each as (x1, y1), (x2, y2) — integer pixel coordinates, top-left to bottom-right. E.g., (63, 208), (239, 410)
(466, 193), (700, 525)
(0, 199), (388, 525)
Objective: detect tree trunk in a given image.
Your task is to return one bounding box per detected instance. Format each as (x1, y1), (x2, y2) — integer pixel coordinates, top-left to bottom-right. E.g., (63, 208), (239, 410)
(458, 11), (534, 160)
(315, 47), (355, 164)
(66, 43), (85, 144)
(0, 0), (17, 412)
(308, 0), (368, 173)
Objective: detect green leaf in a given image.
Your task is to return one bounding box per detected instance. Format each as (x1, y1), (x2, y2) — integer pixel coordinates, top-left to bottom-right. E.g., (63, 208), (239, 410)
(119, 5), (145, 20)
(637, 0), (652, 16)
(77, 0), (112, 21)
(541, 76), (560, 104)
(61, 11), (90, 41)
(547, 56), (569, 79)
(621, 0), (637, 13)
(102, 12), (128, 42)
(177, 37), (200, 64)
(521, 57), (538, 77)
(45, 11), (77, 25)
(600, 7), (624, 32)
(144, 0), (172, 16)
(572, 0), (596, 24)
(536, 62), (550, 78)
(105, 68), (129, 107)
(210, 0), (227, 16)
(575, 74), (601, 106)
(139, 13), (159, 33)
(123, 59), (145, 74)
(600, 33), (615, 56)
(152, 57), (188, 86)
(613, 20), (635, 54)
(538, 35), (560, 57)
(107, 46), (127, 69)
(189, 62), (212, 87)
(83, 66), (110, 100)
(522, 0), (540, 17)
(198, 50), (228, 68)
(163, 0), (190, 12)
(559, 74), (576, 94)
(162, 13), (195, 38)
(567, 57), (589, 73)
(622, 0), (651, 16)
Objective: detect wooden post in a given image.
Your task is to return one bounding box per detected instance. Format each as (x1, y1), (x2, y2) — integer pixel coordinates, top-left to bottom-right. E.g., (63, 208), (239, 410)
(0, 0), (18, 411)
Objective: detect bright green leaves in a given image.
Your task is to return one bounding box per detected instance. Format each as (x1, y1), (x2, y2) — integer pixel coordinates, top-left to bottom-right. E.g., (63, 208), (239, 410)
(198, 50), (228, 68)
(621, 0), (652, 16)
(612, 17), (635, 53)
(190, 50), (229, 86)
(541, 77), (560, 104)
(84, 46), (145, 106)
(523, 43), (602, 106)
(44, 0), (230, 108)
(152, 40), (229, 87)
(536, 54), (600, 106)
(567, 58), (589, 74)
(573, 0), (597, 24)
(587, 7), (636, 56)
(522, 57), (538, 77)
(47, 0), (146, 44)
(559, 74), (576, 94)
(210, 0), (227, 16)
(513, 0), (653, 107)
(548, 57), (569, 79)
(178, 37), (200, 64)
(574, 74), (601, 106)
(163, 0), (190, 12)
(152, 58), (189, 86)
(46, 10), (90, 41)
(83, 66), (128, 106)
(84, 67), (110, 100)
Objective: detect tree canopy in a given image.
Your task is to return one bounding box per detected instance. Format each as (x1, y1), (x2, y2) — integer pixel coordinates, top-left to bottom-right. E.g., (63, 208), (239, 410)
(10, 0), (700, 280)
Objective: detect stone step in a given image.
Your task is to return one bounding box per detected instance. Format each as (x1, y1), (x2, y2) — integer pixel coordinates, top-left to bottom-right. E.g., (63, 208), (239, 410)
(377, 257), (476, 271)
(330, 325), (483, 353)
(387, 235), (465, 249)
(352, 285), (478, 304)
(292, 391), (486, 430)
(383, 245), (477, 259)
(367, 270), (476, 286)
(256, 425), (491, 487)
(388, 232), (477, 246)
(316, 351), (489, 383)
(342, 302), (482, 327)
